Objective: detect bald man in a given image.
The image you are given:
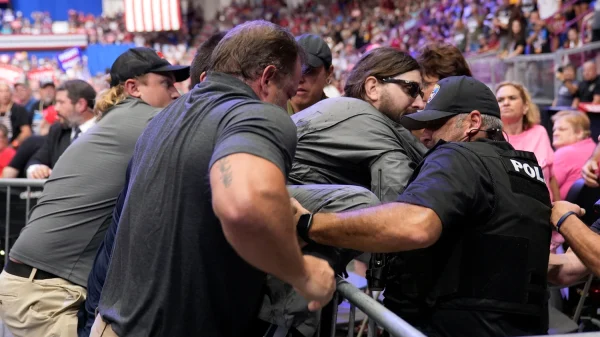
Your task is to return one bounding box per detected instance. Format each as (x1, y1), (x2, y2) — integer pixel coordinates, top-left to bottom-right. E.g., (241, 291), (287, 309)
(572, 60), (600, 108)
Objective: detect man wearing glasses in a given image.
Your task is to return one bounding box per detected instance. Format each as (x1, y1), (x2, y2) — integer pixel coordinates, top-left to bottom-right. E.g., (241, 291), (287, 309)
(289, 47), (427, 203)
(293, 76), (552, 337)
(259, 48), (428, 336)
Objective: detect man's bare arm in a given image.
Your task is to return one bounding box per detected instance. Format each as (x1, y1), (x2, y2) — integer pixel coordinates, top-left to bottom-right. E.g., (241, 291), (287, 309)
(548, 249), (590, 286)
(309, 203), (442, 253)
(552, 202), (600, 277)
(210, 153), (307, 286)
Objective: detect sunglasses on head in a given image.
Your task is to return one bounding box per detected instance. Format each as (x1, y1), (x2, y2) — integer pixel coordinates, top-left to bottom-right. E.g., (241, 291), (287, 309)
(379, 78), (424, 99)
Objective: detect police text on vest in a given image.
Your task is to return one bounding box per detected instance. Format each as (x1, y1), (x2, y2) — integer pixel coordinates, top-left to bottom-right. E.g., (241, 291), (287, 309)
(510, 159), (545, 183)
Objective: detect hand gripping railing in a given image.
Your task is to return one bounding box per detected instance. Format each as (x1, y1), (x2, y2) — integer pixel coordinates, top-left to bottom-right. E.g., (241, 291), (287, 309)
(332, 276), (426, 337)
(0, 178), (46, 265)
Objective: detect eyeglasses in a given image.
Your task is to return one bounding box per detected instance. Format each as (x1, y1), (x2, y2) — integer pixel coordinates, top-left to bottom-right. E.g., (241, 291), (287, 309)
(379, 78), (424, 99)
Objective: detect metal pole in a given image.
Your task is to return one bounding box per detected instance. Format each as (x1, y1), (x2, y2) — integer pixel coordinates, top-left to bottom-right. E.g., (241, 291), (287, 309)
(330, 292), (339, 337)
(336, 277), (426, 337)
(4, 186), (9, 265)
(348, 304), (355, 337)
(573, 274), (594, 323)
(368, 314), (376, 337)
(25, 186), (30, 224)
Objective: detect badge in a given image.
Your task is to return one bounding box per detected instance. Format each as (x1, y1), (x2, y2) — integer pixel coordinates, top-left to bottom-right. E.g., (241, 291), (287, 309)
(428, 84), (440, 103)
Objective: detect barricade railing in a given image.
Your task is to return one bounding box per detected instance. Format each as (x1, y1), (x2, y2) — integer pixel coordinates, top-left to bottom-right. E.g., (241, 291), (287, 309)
(0, 178), (46, 265)
(324, 276), (426, 337)
(467, 41), (600, 105)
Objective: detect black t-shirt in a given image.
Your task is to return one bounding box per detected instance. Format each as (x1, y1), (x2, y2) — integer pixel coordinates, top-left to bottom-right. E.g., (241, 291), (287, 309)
(7, 104), (30, 142)
(388, 140), (541, 337)
(575, 77), (600, 103)
(396, 142), (494, 231)
(98, 72), (297, 337)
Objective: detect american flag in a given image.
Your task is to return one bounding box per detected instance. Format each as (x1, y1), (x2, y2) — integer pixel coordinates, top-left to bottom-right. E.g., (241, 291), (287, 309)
(124, 0), (182, 33)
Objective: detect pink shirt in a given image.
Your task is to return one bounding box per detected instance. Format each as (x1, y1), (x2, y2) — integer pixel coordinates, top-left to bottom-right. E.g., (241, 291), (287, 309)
(554, 137), (596, 200)
(507, 124), (555, 200)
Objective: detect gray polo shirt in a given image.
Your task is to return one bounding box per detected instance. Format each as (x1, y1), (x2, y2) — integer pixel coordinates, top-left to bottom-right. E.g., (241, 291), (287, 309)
(10, 97), (161, 287)
(289, 97), (427, 202)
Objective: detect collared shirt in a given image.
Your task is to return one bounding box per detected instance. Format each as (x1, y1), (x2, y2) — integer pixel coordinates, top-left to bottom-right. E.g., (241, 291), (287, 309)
(289, 96), (427, 202)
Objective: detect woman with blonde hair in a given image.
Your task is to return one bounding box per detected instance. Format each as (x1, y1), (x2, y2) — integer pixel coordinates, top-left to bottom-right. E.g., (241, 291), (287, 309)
(496, 81), (559, 200)
(552, 110), (596, 199)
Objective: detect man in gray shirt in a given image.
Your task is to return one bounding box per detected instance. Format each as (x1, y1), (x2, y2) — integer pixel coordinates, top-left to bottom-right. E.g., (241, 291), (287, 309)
(0, 47), (189, 337)
(260, 47), (429, 336)
(290, 47), (427, 203)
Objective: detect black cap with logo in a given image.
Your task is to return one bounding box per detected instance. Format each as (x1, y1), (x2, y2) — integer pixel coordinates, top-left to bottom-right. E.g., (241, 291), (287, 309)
(399, 76), (501, 130)
(296, 34), (332, 70)
(109, 47), (190, 87)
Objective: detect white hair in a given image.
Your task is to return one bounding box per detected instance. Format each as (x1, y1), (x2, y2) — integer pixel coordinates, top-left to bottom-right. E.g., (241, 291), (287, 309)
(454, 113), (503, 131)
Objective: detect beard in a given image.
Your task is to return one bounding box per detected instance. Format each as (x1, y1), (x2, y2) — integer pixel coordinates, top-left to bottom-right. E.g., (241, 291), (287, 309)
(377, 91), (406, 122)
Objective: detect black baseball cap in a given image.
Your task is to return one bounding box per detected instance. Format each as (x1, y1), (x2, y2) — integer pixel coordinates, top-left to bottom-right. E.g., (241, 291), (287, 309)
(296, 34), (332, 69)
(109, 47), (190, 87)
(399, 76), (501, 130)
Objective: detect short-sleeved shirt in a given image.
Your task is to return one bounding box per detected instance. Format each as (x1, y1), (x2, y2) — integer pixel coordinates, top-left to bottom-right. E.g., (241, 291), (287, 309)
(575, 77), (600, 103)
(396, 141), (494, 229)
(1, 104), (30, 141)
(391, 139), (546, 336)
(98, 72), (297, 337)
(9, 98), (161, 286)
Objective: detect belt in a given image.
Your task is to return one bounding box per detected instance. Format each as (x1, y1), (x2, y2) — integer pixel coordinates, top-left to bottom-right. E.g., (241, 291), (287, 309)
(4, 259), (60, 280)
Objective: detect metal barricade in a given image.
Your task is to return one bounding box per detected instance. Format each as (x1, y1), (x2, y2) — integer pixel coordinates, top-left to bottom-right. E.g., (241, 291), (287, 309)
(466, 41), (600, 105)
(466, 51), (503, 90)
(0, 178), (46, 265)
(330, 277), (426, 337)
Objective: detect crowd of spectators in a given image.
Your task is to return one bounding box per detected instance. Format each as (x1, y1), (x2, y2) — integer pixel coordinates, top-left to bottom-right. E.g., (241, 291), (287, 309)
(0, 0), (598, 97)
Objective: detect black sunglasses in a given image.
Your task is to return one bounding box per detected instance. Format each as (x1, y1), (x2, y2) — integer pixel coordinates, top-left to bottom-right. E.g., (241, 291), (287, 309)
(380, 78), (424, 99)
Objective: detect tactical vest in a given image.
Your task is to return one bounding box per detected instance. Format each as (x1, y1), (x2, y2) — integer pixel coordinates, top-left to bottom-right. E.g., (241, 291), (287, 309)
(384, 140), (552, 331)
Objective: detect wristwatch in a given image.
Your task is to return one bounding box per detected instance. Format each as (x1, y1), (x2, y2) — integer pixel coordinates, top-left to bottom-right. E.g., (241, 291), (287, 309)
(296, 213), (315, 245)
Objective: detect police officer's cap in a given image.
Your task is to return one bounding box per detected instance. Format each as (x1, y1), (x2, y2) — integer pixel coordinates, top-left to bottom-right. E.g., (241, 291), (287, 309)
(399, 76), (501, 130)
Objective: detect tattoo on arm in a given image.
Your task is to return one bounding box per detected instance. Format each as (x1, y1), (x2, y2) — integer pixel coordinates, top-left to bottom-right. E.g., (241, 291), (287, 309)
(219, 158), (233, 187)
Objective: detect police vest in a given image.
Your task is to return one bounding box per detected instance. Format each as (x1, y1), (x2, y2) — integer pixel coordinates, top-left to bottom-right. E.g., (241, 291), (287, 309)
(385, 140), (551, 329)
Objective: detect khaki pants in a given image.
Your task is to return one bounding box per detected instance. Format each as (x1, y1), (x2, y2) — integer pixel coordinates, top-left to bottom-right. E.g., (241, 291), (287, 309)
(0, 269), (86, 337)
(89, 314), (119, 337)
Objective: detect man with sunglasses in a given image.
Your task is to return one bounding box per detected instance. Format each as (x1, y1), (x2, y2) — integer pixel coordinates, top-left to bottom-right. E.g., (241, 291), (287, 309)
(292, 76), (553, 337)
(258, 48), (427, 336)
(290, 47), (426, 202)
(287, 34), (334, 115)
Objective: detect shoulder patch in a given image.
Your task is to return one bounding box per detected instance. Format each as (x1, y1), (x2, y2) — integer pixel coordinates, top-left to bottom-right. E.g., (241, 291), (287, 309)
(427, 84), (440, 103)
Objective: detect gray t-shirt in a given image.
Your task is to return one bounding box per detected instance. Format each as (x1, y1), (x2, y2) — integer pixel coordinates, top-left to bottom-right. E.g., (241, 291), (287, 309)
(98, 72), (297, 337)
(10, 97), (160, 286)
(289, 97), (427, 202)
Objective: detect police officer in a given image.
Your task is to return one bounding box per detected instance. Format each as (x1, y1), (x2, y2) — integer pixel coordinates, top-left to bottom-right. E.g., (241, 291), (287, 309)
(292, 76), (552, 337)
